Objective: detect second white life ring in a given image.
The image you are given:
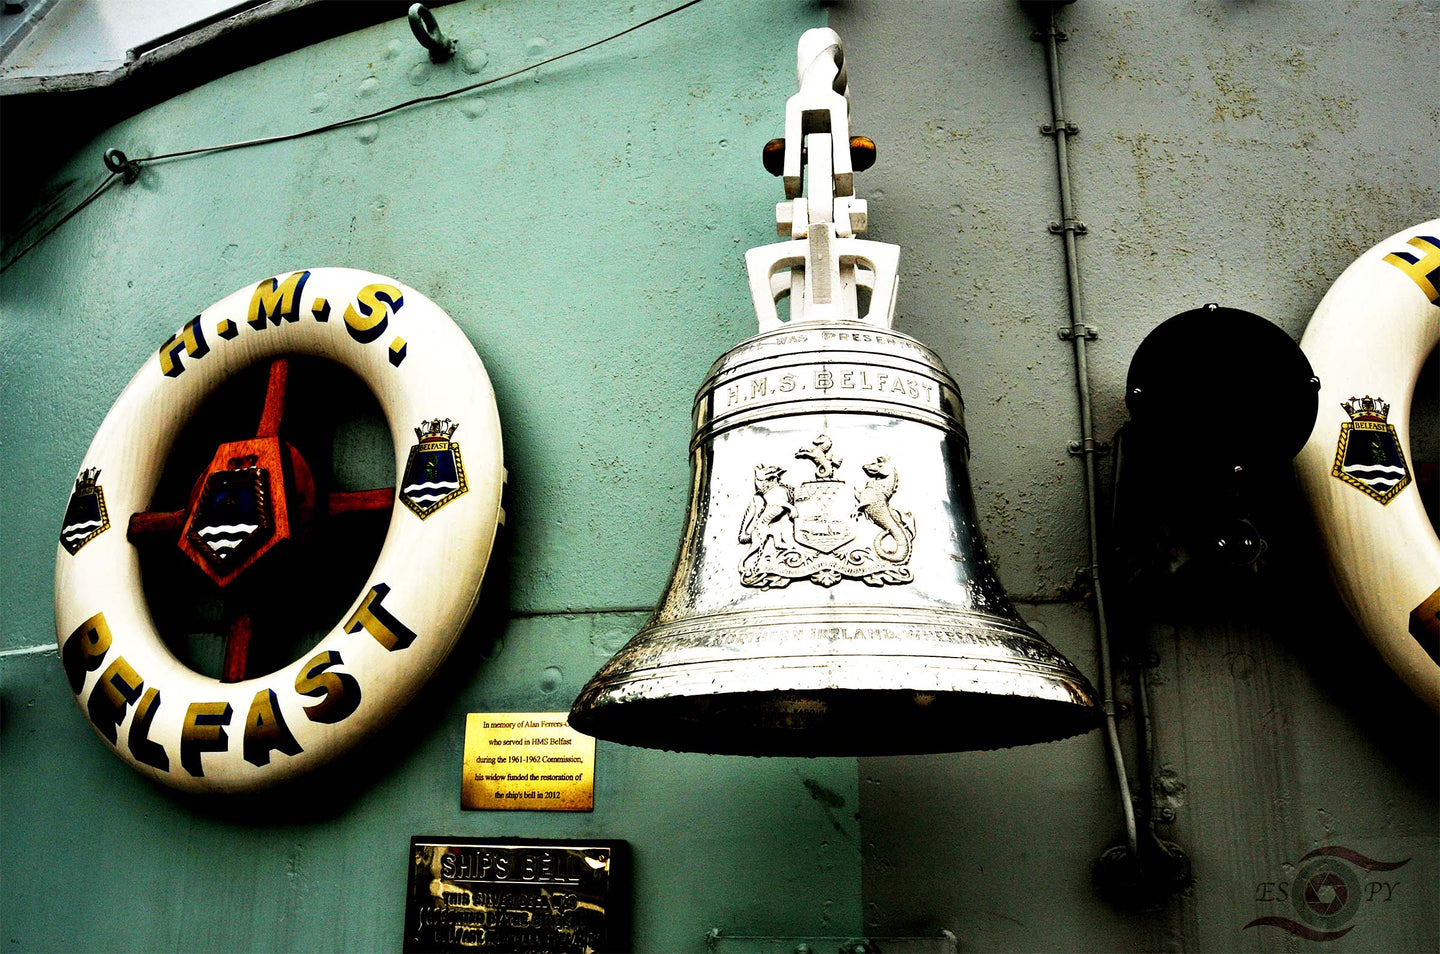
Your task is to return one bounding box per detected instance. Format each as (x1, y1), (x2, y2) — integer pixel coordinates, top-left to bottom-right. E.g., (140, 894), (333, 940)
(1294, 220), (1440, 713)
(54, 267), (506, 793)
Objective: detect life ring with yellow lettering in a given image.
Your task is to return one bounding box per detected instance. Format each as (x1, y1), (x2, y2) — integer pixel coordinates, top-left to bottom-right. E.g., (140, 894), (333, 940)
(1294, 220), (1440, 713)
(54, 268), (506, 792)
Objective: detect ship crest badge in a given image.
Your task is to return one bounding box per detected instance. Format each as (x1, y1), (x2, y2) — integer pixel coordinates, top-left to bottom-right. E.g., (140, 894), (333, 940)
(739, 435), (915, 588)
(60, 468), (110, 555)
(400, 418), (468, 519)
(187, 455), (274, 566)
(1331, 396), (1411, 505)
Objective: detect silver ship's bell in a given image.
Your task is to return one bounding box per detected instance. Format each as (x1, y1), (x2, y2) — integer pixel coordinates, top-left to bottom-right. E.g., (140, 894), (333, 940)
(569, 29), (1100, 755)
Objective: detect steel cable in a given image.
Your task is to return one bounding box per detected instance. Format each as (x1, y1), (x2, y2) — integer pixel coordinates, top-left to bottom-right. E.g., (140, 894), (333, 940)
(1, 0), (705, 273)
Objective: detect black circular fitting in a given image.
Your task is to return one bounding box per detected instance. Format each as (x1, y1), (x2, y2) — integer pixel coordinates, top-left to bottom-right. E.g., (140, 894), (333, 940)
(1125, 305), (1320, 469)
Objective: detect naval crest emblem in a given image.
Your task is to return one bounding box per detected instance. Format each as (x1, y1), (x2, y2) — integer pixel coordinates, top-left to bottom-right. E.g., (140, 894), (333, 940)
(739, 434), (915, 588)
(187, 455), (274, 567)
(1331, 396), (1411, 505)
(60, 468), (110, 555)
(400, 418), (468, 519)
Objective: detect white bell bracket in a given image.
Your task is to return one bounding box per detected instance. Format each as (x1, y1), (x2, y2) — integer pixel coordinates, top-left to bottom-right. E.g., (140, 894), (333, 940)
(746, 29), (900, 333)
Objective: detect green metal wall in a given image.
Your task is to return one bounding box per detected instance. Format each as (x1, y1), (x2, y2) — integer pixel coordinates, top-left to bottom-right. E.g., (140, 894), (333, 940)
(2, 1), (1437, 951)
(1, 2), (858, 951)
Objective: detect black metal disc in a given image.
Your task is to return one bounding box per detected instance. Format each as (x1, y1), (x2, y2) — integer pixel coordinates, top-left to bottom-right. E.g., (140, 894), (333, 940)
(1125, 304), (1319, 469)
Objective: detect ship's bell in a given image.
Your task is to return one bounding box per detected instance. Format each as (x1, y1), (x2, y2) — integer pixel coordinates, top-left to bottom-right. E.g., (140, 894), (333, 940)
(568, 29), (1100, 756)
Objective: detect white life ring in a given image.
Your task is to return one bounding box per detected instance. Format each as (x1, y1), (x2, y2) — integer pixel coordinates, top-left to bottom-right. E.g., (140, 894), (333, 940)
(54, 268), (505, 792)
(1295, 220), (1440, 713)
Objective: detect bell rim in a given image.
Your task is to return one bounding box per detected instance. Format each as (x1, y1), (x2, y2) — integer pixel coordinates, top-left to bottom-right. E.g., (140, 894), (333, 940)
(569, 682), (1102, 757)
(569, 605), (1102, 756)
(572, 649), (1099, 712)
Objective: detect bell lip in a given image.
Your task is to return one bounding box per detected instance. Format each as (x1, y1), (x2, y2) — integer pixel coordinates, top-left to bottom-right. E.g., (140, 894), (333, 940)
(570, 649), (1100, 714)
(568, 607), (1103, 756)
(567, 686), (1102, 757)
(575, 652), (1098, 697)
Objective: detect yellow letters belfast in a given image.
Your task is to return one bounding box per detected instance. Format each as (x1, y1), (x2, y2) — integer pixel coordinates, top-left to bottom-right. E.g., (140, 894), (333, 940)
(61, 580), (420, 780)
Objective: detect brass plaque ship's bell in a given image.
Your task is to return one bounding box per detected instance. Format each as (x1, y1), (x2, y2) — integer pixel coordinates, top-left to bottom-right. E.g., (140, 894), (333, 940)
(569, 29), (1100, 756)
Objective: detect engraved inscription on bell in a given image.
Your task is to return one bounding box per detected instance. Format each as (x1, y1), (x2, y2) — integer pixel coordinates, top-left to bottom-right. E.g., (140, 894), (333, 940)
(739, 435), (915, 589)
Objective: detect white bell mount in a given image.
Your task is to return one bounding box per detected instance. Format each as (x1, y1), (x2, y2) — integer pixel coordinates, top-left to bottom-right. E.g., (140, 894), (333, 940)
(746, 29), (898, 333)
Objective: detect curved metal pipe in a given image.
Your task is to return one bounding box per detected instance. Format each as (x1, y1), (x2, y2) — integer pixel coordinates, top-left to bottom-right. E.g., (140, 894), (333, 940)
(1036, 4), (1139, 858)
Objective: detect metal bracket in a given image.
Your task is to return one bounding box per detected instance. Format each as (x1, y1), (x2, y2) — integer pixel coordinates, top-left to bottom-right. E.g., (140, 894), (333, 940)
(1057, 324), (1098, 341)
(408, 3), (456, 63)
(1067, 564), (1098, 597)
(1049, 218), (1088, 235)
(103, 148), (140, 183)
(749, 30), (897, 331)
(1068, 438), (1111, 456)
(1031, 29), (1069, 42)
(1041, 121), (1079, 136)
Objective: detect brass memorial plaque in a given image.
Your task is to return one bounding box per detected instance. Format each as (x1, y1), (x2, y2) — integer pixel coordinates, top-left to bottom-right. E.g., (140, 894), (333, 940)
(461, 712), (596, 811)
(403, 838), (628, 953)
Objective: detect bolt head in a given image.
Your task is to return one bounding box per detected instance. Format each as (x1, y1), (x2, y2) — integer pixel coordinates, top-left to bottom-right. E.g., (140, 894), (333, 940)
(762, 138), (786, 176)
(849, 135), (877, 172)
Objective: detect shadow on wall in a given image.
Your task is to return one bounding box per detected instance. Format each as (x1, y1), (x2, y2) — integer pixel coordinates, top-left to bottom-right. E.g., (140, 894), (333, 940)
(1272, 536), (1439, 797)
(1113, 468), (1438, 798)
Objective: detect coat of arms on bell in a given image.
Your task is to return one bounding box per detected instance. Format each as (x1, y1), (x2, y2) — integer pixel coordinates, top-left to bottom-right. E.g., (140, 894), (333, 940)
(739, 434), (914, 588)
